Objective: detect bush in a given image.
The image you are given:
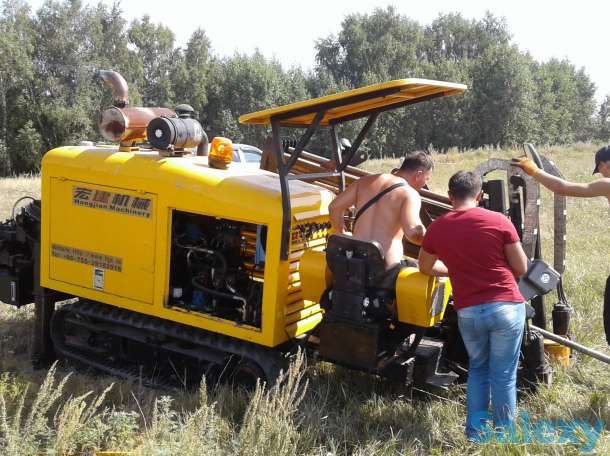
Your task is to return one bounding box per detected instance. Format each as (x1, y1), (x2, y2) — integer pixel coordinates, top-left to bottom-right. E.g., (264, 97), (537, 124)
(0, 140), (11, 176)
(11, 121), (42, 174)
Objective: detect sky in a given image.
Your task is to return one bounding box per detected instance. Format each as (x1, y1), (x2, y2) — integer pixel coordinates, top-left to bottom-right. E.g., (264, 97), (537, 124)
(27, 0), (610, 102)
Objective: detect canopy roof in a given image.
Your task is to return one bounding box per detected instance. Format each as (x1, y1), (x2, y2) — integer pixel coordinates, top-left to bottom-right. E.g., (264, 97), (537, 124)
(239, 78), (467, 127)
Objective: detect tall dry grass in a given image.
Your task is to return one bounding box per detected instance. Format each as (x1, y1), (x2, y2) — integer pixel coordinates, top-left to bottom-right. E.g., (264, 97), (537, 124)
(0, 144), (608, 455)
(0, 175), (40, 221)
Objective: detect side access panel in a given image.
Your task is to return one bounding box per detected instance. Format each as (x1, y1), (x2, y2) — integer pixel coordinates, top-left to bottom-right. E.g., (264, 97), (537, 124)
(43, 178), (157, 304)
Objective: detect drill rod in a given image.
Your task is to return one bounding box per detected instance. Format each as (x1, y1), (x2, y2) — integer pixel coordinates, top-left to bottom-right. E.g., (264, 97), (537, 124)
(531, 324), (610, 365)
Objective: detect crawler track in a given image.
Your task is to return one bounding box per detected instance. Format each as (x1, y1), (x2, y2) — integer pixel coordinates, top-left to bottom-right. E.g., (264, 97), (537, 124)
(50, 300), (287, 389)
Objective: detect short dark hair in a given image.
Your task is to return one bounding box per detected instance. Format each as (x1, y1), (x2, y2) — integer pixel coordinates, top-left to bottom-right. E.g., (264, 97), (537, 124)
(593, 145), (610, 173)
(448, 171), (482, 200)
(399, 150), (434, 172)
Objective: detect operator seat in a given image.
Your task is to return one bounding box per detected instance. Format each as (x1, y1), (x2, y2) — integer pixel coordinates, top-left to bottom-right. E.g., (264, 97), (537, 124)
(320, 234), (423, 372)
(324, 234), (398, 320)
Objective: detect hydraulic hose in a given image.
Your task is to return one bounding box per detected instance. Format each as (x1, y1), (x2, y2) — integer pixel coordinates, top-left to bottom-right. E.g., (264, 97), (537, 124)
(191, 277), (248, 321)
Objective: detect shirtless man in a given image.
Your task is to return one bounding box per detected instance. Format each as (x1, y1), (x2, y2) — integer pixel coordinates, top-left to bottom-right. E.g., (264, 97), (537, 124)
(328, 150), (433, 268)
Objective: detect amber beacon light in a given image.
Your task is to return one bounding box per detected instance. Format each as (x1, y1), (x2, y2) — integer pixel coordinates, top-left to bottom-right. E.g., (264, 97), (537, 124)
(208, 137), (233, 169)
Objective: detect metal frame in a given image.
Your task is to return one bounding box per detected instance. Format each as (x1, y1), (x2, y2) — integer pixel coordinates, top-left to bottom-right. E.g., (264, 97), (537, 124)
(473, 157), (569, 331)
(271, 92), (442, 259)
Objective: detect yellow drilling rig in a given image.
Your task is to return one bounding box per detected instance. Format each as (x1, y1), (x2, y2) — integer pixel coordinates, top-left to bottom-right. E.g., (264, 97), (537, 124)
(1, 70), (574, 389)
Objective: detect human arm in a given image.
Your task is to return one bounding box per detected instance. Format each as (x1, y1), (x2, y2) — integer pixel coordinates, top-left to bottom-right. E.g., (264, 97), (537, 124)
(500, 214), (528, 278)
(503, 241), (528, 278)
(512, 158), (610, 198)
(418, 248), (449, 277)
(418, 222), (448, 276)
(400, 190), (426, 245)
(328, 181), (357, 234)
(536, 174), (610, 198)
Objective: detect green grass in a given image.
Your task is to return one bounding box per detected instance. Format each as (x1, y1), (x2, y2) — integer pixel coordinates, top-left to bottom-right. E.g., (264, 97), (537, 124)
(0, 144), (608, 455)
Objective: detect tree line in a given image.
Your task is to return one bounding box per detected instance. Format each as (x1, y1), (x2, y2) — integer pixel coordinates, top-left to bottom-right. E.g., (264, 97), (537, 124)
(1, 0), (610, 175)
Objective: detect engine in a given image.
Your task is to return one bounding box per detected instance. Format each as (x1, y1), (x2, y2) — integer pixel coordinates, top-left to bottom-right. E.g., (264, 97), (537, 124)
(168, 211), (264, 327)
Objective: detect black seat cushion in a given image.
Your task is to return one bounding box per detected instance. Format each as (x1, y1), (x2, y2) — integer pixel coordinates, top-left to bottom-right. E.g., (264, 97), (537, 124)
(326, 234), (393, 292)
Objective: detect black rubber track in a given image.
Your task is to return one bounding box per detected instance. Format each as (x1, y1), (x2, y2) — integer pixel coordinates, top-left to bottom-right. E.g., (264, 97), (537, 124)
(50, 300), (288, 389)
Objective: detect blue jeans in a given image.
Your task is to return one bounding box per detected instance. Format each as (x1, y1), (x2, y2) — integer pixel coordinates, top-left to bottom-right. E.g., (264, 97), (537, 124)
(457, 301), (525, 439)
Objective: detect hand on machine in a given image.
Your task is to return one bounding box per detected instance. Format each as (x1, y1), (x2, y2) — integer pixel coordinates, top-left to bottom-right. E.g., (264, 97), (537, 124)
(511, 156), (540, 176)
(511, 143), (543, 176)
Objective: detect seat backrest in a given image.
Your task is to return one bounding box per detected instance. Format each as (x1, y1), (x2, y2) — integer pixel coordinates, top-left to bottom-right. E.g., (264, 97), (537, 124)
(325, 234), (386, 294)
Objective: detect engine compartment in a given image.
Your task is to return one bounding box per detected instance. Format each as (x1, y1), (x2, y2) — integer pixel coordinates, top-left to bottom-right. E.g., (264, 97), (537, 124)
(168, 210), (265, 328)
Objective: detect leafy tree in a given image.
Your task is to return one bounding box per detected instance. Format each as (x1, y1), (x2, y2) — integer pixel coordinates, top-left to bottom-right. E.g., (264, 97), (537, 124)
(86, 2), (142, 108)
(424, 12), (510, 63)
(128, 15), (176, 107)
(0, 0), (34, 173)
(571, 67), (596, 141)
(595, 95), (610, 142)
(26, 0), (100, 148)
(202, 51), (309, 147)
(11, 120), (41, 172)
(408, 59), (473, 151)
(315, 6), (423, 87)
(0, 140), (9, 175)
(0, 2), (603, 176)
(468, 45), (536, 147)
(171, 28), (212, 119)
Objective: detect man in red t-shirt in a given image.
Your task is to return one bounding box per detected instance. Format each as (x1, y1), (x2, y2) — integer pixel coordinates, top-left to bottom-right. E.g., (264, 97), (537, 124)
(418, 171), (528, 441)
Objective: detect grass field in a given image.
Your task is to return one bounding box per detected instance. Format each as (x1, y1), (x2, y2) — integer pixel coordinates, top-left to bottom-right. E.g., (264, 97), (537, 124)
(0, 144), (608, 455)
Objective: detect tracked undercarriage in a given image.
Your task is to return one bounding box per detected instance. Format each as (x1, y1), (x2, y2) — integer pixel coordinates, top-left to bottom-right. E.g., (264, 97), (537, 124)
(51, 300), (287, 389)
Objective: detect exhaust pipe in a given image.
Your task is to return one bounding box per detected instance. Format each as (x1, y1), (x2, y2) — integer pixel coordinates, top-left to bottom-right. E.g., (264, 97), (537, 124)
(96, 70), (129, 108)
(96, 69), (177, 145)
(95, 69), (207, 154)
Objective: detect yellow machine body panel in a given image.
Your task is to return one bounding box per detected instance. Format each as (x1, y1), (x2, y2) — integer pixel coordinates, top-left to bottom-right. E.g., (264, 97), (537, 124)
(239, 78), (467, 127)
(40, 146), (334, 347)
(299, 248), (331, 302)
(299, 250), (451, 328)
(284, 216), (330, 337)
(48, 179), (157, 304)
(395, 268), (451, 327)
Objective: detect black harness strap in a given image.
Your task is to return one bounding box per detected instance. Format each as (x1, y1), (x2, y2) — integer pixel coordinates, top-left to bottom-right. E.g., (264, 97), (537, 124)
(354, 182), (406, 226)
